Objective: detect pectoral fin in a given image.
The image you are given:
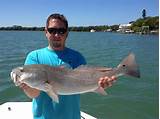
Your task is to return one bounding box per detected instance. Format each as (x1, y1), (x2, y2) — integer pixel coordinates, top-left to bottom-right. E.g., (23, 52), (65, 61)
(94, 87), (107, 95)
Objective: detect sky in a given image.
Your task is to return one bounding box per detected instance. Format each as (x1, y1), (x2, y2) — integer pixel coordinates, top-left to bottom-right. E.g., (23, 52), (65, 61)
(0, 0), (159, 27)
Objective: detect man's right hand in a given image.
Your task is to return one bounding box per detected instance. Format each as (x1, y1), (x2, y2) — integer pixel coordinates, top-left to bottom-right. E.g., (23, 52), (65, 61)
(18, 83), (40, 98)
(19, 83), (30, 90)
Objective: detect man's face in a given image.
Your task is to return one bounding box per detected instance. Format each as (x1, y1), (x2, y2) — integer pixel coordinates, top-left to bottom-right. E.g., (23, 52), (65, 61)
(45, 19), (68, 51)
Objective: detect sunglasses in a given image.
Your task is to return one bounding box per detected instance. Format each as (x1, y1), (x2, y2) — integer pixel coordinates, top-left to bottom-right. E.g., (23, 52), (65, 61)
(47, 27), (67, 35)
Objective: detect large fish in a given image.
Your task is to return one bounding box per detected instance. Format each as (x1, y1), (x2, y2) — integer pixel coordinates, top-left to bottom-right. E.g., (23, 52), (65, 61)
(10, 53), (140, 103)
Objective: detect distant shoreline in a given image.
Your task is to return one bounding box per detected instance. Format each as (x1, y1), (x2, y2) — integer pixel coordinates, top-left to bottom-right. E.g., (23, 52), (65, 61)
(0, 29), (159, 35)
(1, 16), (158, 34)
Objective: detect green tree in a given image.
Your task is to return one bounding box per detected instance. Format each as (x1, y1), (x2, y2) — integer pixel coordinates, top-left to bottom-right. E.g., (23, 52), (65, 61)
(110, 25), (119, 31)
(131, 16), (159, 32)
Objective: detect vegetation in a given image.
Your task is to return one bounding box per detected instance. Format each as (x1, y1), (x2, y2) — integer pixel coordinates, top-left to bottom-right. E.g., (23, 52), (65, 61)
(0, 25), (119, 32)
(0, 25), (44, 31)
(69, 25), (110, 32)
(130, 16), (159, 33)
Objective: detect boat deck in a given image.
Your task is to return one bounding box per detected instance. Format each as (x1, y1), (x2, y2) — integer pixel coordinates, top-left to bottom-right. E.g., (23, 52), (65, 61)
(0, 102), (96, 119)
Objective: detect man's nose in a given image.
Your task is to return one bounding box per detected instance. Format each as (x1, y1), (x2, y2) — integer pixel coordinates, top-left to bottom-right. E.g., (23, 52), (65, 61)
(54, 33), (61, 37)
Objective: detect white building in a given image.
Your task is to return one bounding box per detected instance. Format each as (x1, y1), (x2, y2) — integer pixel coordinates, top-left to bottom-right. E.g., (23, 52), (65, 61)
(117, 23), (134, 33)
(90, 29), (96, 32)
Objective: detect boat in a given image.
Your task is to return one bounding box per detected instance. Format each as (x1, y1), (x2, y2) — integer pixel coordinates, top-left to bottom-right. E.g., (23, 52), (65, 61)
(0, 102), (97, 119)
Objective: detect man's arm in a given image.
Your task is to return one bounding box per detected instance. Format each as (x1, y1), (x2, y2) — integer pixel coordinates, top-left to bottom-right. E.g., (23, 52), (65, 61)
(21, 51), (40, 98)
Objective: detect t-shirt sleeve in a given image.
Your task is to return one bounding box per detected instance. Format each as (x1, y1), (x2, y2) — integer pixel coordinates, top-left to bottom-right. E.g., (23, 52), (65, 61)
(73, 52), (86, 68)
(24, 51), (39, 65)
(78, 54), (86, 65)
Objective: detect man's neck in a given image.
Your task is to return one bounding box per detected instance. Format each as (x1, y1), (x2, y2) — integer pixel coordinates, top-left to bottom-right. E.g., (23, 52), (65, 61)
(48, 46), (65, 51)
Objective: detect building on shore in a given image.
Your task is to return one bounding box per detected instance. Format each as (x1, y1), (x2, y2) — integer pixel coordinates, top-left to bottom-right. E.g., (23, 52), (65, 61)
(117, 23), (134, 33)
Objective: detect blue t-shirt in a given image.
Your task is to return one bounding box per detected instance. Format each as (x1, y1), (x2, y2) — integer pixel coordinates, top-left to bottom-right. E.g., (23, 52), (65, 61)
(24, 47), (86, 119)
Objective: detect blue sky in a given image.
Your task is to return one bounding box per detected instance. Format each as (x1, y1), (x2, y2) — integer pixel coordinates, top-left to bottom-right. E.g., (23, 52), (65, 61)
(0, 0), (159, 27)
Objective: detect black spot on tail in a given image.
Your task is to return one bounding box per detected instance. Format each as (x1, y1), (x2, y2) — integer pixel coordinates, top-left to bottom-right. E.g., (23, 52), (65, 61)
(127, 70), (140, 78)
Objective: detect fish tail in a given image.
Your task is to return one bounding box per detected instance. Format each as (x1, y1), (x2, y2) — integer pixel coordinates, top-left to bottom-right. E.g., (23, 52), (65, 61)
(117, 53), (140, 78)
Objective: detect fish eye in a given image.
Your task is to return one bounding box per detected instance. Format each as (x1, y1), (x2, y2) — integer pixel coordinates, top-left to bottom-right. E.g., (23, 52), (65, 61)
(19, 67), (24, 72)
(122, 65), (126, 67)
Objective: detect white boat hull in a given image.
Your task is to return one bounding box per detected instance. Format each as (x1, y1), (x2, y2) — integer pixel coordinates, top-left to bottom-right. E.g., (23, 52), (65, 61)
(0, 102), (96, 119)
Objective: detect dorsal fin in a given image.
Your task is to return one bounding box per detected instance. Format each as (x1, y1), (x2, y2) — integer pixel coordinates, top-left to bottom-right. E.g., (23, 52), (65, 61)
(74, 65), (89, 71)
(95, 68), (112, 72)
(75, 65), (112, 72)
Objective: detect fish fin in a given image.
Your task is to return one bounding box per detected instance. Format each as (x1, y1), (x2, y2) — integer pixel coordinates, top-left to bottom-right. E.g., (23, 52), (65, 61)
(75, 65), (112, 72)
(118, 53), (140, 78)
(45, 83), (59, 103)
(95, 68), (112, 72)
(47, 91), (59, 103)
(59, 63), (72, 69)
(94, 87), (107, 95)
(74, 65), (88, 70)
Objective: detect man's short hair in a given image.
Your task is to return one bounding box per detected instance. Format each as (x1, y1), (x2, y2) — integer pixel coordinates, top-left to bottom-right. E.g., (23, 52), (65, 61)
(46, 13), (68, 29)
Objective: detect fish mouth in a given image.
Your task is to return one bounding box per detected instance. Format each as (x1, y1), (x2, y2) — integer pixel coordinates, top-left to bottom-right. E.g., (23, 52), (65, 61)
(10, 71), (21, 86)
(10, 71), (15, 82)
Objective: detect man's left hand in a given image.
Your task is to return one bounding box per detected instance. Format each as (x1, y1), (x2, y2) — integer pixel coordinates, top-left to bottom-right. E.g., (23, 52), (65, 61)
(98, 76), (117, 89)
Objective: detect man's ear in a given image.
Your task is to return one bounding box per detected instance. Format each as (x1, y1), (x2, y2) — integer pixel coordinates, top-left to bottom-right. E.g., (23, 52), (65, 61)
(44, 27), (48, 38)
(44, 27), (48, 34)
(44, 27), (48, 39)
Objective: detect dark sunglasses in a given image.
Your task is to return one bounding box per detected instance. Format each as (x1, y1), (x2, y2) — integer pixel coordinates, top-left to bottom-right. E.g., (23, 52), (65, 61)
(47, 28), (67, 35)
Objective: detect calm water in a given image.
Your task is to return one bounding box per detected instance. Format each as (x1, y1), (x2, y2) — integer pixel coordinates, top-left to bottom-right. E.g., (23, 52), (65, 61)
(0, 31), (158, 119)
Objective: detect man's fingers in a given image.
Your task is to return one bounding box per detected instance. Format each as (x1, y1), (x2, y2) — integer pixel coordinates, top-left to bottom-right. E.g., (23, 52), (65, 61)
(99, 76), (117, 89)
(19, 83), (29, 90)
(104, 76), (117, 82)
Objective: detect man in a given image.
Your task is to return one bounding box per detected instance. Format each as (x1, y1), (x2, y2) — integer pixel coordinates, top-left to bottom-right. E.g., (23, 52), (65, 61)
(20, 13), (116, 119)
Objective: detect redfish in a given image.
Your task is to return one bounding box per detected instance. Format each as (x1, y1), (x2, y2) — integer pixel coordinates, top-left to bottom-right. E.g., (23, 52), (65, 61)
(10, 53), (140, 103)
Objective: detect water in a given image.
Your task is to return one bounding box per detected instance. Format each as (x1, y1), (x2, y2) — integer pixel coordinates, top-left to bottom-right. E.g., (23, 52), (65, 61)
(0, 31), (158, 119)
